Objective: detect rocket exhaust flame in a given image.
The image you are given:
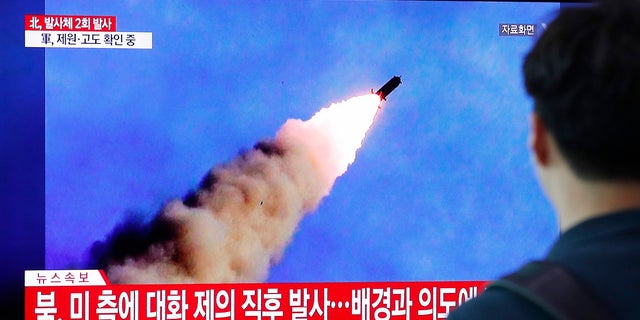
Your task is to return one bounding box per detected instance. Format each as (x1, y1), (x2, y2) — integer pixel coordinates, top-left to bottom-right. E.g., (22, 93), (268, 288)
(89, 93), (382, 283)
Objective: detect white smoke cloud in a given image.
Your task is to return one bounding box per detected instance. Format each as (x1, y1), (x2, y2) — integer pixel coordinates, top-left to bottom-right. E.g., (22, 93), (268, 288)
(91, 94), (380, 283)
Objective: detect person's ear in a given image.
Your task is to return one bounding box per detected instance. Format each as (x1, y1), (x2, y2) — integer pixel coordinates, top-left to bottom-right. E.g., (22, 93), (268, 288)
(529, 113), (550, 167)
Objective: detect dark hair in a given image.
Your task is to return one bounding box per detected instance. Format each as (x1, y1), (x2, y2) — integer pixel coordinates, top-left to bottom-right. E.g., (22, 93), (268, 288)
(523, 1), (640, 181)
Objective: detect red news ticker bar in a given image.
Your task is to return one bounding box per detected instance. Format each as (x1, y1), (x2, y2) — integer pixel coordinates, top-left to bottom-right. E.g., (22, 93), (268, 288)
(25, 15), (117, 32)
(25, 280), (490, 320)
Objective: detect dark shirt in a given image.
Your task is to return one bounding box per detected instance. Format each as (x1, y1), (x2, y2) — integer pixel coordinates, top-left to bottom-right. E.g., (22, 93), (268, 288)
(448, 208), (640, 319)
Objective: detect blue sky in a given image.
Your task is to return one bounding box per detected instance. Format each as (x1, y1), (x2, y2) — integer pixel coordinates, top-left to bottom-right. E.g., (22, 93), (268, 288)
(45, 0), (560, 282)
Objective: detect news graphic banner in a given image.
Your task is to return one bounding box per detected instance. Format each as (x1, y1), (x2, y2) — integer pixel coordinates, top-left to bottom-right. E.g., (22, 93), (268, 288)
(25, 14), (152, 49)
(25, 270), (488, 320)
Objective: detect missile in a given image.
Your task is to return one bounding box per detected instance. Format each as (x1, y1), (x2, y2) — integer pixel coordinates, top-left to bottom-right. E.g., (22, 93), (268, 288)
(374, 76), (402, 101)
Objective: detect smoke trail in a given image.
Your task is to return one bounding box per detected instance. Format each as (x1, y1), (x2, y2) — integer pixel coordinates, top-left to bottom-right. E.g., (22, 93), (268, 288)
(89, 94), (381, 283)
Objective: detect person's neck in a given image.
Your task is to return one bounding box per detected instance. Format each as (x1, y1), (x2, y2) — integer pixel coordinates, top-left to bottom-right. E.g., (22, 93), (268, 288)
(554, 176), (640, 232)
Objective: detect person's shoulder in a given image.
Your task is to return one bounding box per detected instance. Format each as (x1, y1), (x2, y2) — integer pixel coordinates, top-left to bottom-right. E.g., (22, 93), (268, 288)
(447, 285), (554, 320)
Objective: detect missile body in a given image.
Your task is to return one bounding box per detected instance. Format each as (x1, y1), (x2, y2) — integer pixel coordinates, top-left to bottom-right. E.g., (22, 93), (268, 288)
(375, 76), (402, 101)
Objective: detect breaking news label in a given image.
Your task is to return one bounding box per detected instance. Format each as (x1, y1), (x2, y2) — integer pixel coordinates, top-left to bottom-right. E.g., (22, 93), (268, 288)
(25, 14), (152, 49)
(25, 270), (489, 320)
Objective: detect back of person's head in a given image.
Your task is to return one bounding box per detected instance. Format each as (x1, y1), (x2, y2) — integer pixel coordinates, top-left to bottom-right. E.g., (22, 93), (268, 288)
(523, 0), (640, 182)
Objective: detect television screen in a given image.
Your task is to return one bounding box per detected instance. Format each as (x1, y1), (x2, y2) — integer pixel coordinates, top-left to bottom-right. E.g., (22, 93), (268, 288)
(7, 0), (574, 291)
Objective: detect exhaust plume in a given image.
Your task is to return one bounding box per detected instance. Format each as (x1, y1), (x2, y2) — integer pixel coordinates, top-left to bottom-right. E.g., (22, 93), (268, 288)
(89, 93), (381, 283)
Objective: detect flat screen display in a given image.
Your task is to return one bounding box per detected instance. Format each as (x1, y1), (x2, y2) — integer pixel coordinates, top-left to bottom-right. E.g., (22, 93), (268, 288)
(7, 1), (571, 286)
